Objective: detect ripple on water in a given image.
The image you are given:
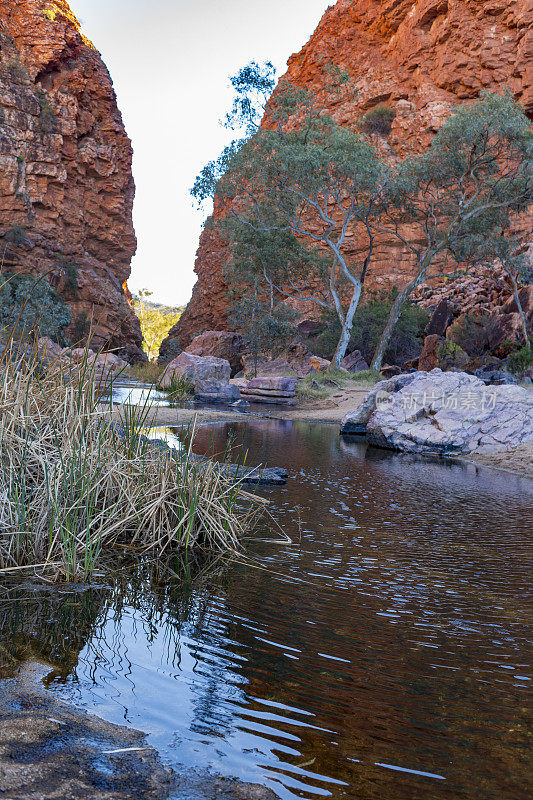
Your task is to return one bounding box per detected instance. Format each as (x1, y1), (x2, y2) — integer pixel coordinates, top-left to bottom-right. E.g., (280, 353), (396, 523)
(1, 420), (531, 800)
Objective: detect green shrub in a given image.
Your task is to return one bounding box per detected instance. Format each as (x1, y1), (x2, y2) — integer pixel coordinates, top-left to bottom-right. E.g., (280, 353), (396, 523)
(71, 311), (90, 344)
(0, 272), (72, 343)
(313, 290), (429, 366)
(35, 89), (57, 133)
(447, 312), (493, 357)
(360, 105), (396, 136)
(4, 225), (28, 247)
(6, 58), (29, 84)
(436, 339), (469, 369)
(158, 373), (195, 401)
(61, 262), (79, 294)
(508, 340), (533, 374)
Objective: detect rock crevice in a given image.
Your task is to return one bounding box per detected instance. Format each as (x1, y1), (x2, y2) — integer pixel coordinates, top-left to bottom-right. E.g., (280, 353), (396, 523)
(0, 0), (144, 361)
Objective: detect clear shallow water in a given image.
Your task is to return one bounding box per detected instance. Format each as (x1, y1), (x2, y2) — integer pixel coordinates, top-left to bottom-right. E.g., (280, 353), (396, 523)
(1, 421), (532, 800)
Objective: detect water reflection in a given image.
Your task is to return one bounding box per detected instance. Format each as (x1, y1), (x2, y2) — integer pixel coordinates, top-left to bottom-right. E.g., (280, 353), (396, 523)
(1, 421), (531, 800)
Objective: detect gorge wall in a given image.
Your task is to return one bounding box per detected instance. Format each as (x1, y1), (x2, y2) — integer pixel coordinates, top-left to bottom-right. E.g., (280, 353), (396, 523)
(0, 0), (144, 361)
(173, 0), (533, 348)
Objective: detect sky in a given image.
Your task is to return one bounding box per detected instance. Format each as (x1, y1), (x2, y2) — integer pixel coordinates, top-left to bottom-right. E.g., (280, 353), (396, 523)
(67, 0), (332, 306)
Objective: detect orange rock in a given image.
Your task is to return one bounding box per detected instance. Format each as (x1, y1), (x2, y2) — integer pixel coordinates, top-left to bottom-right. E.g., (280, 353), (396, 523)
(172, 0), (532, 348)
(0, 0), (144, 362)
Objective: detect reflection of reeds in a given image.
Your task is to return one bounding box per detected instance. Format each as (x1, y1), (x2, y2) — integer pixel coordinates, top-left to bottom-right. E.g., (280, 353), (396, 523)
(0, 553), (226, 676)
(0, 337), (264, 582)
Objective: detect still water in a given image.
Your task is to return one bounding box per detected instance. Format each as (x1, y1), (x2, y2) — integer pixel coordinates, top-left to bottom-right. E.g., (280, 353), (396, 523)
(1, 421), (532, 799)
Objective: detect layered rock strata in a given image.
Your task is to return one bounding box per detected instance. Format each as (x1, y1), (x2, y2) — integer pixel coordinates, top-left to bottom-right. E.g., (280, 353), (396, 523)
(171, 0), (532, 350)
(0, 0), (144, 360)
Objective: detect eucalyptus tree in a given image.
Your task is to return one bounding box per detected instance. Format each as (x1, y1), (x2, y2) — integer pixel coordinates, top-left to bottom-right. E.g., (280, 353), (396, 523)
(193, 63), (386, 368)
(369, 92), (532, 370)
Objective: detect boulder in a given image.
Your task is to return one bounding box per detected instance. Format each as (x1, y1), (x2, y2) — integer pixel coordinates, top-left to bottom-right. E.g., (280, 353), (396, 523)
(89, 352), (129, 373)
(242, 356), (298, 377)
(246, 377), (298, 393)
(63, 347), (96, 363)
(501, 285), (533, 319)
(308, 355), (331, 373)
(185, 331), (246, 377)
(341, 350), (369, 373)
(418, 335), (470, 372)
(487, 312), (528, 355)
(474, 366), (518, 386)
(341, 373), (419, 434)
(160, 352), (231, 390)
(381, 365), (402, 379)
(37, 337), (63, 362)
(342, 369), (533, 455)
(425, 299), (455, 337)
(195, 384), (241, 404)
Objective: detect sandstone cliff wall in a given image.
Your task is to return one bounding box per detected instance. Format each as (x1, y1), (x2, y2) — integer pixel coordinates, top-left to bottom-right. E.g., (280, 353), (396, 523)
(173, 0), (532, 347)
(0, 0), (144, 360)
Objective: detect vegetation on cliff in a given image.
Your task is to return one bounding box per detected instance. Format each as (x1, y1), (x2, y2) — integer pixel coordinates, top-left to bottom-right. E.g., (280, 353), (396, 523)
(193, 63), (532, 369)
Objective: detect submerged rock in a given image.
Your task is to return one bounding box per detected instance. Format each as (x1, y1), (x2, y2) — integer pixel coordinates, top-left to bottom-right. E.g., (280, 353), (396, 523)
(341, 369), (533, 455)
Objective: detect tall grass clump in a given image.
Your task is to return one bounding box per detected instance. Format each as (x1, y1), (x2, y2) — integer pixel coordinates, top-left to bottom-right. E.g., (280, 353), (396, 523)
(0, 345), (263, 583)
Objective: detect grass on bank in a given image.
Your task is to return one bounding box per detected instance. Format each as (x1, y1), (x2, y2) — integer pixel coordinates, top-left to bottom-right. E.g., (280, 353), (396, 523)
(0, 346), (264, 583)
(296, 369), (382, 401)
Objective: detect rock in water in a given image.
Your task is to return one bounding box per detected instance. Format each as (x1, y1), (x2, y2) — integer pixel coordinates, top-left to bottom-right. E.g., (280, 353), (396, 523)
(341, 370), (533, 455)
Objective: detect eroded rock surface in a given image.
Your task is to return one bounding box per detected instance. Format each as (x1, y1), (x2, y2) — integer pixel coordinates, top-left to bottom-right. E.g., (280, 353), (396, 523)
(171, 0), (533, 348)
(0, 0), (144, 361)
(341, 369), (533, 455)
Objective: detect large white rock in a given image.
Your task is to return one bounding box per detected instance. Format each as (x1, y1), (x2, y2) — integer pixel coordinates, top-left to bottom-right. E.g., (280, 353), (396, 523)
(341, 369), (533, 454)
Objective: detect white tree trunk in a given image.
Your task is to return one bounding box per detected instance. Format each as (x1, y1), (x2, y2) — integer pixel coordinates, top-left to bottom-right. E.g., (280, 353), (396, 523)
(331, 283), (362, 369)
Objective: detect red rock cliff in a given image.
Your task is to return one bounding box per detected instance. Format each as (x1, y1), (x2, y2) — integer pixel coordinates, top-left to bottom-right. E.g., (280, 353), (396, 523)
(173, 0), (532, 347)
(0, 0), (144, 360)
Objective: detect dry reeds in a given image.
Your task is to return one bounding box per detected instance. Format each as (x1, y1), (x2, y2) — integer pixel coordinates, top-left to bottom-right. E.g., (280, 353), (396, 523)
(0, 347), (264, 582)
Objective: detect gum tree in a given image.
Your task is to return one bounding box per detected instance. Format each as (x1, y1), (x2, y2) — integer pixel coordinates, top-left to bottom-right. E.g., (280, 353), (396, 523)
(193, 64), (386, 368)
(369, 92), (533, 370)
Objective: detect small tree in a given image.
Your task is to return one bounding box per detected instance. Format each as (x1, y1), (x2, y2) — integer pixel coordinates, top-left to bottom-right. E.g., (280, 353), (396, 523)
(369, 92), (532, 370)
(193, 63), (386, 369)
(230, 288), (296, 376)
(134, 289), (182, 361)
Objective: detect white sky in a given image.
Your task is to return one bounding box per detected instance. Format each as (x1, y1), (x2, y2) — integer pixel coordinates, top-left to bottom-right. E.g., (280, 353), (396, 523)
(67, 0), (331, 305)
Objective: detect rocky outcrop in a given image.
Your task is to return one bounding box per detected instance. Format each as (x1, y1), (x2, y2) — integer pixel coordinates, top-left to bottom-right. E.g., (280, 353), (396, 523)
(171, 0), (533, 349)
(184, 330), (245, 377)
(0, 0), (144, 361)
(341, 369), (533, 454)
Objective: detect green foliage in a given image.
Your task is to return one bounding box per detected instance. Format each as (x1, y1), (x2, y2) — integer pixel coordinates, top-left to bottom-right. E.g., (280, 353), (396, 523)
(71, 311), (90, 344)
(159, 373), (195, 401)
(508, 340), (533, 374)
(360, 104), (395, 136)
(134, 289), (182, 361)
(436, 339), (469, 369)
(61, 262), (79, 294)
(0, 272), (72, 342)
(35, 89), (57, 133)
(6, 58), (29, 84)
(447, 312), (493, 357)
(314, 291), (429, 365)
(230, 293), (296, 374)
(3, 225), (28, 247)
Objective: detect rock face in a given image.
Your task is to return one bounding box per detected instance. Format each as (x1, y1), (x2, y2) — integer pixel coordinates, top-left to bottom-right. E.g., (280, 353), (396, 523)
(0, 0), (144, 361)
(341, 369), (533, 455)
(171, 0), (533, 348)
